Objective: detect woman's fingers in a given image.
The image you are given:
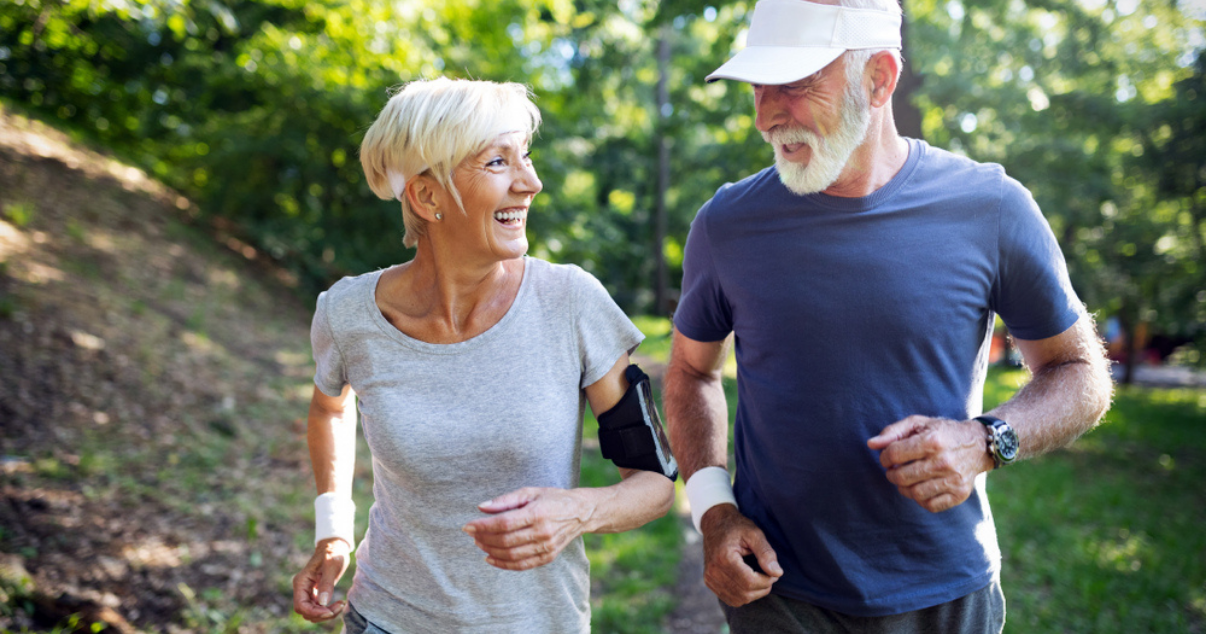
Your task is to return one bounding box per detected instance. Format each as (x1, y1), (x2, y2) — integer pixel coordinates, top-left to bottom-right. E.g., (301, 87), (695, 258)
(476, 531), (558, 558)
(475, 487), (541, 514)
(293, 569), (339, 622)
(463, 488), (591, 570)
(292, 542), (350, 622)
(485, 550), (560, 571)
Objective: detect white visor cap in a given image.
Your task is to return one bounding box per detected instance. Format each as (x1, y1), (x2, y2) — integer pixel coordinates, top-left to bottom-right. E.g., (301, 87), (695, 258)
(706, 0), (902, 85)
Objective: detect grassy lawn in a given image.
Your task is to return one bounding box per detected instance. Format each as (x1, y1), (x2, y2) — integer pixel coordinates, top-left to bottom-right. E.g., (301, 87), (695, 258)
(985, 368), (1206, 633)
(581, 411), (681, 634)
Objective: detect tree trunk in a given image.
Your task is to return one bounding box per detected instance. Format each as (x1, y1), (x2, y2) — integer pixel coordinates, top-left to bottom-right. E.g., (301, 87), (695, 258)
(1118, 307), (1137, 385)
(893, 1), (925, 140)
(654, 25), (671, 316)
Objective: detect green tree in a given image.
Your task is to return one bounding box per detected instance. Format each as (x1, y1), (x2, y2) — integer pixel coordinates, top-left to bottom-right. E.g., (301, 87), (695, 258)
(1119, 50), (1206, 370)
(904, 0), (1204, 376)
(3, 0), (1200, 345)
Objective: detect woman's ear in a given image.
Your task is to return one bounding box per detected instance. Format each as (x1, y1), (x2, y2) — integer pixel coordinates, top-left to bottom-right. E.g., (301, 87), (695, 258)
(405, 175), (442, 222)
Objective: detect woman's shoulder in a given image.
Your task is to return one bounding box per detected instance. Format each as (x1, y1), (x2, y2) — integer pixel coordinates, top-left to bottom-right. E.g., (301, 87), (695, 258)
(317, 269), (382, 311)
(523, 257), (605, 296)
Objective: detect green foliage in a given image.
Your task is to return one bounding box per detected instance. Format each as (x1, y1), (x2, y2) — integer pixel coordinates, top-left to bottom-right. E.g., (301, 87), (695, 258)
(1, 0), (1202, 335)
(904, 0), (1205, 356)
(1126, 51), (1206, 352)
(0, 0), (769, 309)
(1, 201), (34, 227)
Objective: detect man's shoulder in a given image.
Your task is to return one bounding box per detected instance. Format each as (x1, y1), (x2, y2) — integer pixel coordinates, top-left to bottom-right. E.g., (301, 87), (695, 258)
(908, 140), (1034, 209)
(700, 165), (782, 217)
(915, 140), (1007, 184)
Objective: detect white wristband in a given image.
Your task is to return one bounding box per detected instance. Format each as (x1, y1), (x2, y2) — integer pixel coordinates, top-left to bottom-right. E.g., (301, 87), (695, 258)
(314, 492), (356, 549)
(685, 466), (738, 534)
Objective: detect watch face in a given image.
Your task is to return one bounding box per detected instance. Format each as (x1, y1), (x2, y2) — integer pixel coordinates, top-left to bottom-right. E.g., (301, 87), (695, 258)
(996, 426), (1020, 461)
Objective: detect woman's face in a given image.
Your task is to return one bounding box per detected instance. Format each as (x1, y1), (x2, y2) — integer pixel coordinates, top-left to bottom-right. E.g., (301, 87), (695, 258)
(443, 130), (542, 264)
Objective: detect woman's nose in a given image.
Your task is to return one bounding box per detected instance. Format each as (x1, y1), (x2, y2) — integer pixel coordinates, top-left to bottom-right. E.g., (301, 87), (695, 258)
(517, 163), (542, 195)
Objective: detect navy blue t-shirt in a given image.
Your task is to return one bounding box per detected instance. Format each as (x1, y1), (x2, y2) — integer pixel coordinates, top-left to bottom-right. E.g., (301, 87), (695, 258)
(675, 139), (1081, 616)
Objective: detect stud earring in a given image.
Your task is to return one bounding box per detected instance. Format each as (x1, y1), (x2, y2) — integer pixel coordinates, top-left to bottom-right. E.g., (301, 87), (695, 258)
(435, 213), (443, 221)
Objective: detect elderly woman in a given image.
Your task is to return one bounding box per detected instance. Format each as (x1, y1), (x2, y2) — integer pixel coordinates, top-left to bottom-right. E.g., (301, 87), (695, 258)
(290, 78), (675, 633)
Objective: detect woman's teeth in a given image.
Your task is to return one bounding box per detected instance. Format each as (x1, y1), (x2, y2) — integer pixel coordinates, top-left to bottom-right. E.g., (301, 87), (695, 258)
(495, 210), (525, 222)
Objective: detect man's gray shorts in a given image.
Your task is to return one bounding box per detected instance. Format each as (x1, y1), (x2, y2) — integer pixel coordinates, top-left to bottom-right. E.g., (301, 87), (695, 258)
(721, 578), (1005, 634)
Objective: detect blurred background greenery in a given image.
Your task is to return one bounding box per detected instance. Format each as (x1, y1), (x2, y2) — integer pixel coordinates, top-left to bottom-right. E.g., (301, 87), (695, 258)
(1, 0), (1204, 632)
(1, 0), (1203, 374)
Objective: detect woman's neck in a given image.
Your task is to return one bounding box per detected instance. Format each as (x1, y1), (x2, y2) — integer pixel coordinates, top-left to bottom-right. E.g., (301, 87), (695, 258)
(377, 247), (524, 344)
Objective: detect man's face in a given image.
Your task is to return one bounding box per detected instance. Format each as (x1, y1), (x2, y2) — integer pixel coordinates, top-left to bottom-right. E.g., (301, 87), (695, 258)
(753, 53), (872, 195)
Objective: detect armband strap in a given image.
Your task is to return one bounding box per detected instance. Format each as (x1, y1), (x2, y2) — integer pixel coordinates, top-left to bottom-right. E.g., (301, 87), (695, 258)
(314, 492), (356, 550)
(596, 364), (679, 481)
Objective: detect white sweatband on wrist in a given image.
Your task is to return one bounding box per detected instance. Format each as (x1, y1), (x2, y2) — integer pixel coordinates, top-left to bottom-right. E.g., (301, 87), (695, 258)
(314, 492), (356, 549)
(685, 466), (738, 534)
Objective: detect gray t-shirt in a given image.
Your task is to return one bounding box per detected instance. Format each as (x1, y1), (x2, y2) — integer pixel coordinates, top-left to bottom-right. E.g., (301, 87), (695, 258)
(311, 257), (643, 633)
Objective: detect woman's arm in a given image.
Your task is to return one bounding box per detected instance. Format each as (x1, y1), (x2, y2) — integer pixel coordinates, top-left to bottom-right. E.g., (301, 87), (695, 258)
(463, 354), (676, 571)
(293, 384), (357, 622)
(306, 384), (358, 502)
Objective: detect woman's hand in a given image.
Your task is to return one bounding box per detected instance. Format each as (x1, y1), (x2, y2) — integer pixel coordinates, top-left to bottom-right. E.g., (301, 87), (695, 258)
(462, 487), (597, 571)
(292, 538), (352, 622)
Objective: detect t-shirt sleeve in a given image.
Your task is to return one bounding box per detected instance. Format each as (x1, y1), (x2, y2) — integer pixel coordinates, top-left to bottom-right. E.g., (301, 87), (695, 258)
(573, 267), (644, 389)
(674, 199), (734, 342)
(990, 177), (1084, 340)
(311, 291), (348, 397)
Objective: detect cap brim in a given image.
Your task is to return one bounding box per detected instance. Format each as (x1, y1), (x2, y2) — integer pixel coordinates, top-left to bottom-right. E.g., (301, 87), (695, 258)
(705, 46), (845, 85)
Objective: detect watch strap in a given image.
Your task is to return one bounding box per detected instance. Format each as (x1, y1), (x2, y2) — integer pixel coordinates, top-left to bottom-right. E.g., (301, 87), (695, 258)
(974, 415), (1006, 469)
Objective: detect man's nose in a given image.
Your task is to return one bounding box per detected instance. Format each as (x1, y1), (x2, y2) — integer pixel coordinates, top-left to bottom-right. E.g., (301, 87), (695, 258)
(754, 86), (789, 133)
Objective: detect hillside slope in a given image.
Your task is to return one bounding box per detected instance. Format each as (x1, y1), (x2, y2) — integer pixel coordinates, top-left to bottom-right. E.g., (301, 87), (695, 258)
(0, 107), (334, 632)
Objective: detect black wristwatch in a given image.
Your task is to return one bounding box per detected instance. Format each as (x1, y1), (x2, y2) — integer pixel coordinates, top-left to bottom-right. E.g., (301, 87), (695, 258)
(974, 415), (1019, 469)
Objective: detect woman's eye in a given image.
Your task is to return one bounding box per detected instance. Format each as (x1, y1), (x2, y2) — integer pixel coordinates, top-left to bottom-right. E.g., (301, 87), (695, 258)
(523, 151), (533, 161)
(486, 157), (505, 167)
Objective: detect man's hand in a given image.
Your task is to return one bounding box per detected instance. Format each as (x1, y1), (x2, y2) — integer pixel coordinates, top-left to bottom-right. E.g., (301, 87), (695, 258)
(463, 487), (593, 571)
(867, 416), (996, 513)
(700, 504), (784, 607)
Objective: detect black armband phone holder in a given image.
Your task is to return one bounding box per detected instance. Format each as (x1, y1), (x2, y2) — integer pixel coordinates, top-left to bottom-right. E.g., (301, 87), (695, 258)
(596, 364), (678, 481)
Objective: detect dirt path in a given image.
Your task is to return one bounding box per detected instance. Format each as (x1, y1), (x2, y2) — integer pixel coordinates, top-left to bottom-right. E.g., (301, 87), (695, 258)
(665, 514), (727, 634)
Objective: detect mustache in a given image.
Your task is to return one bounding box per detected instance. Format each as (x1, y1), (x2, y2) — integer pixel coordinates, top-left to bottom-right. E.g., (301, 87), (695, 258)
(761, 126), (822, 147)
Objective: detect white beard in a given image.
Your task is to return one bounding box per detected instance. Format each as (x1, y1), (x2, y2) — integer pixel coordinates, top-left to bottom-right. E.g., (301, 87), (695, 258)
(762, 75), (872, 196)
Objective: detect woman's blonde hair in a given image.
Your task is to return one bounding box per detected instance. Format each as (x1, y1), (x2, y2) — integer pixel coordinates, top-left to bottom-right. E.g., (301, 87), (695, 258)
(360, 77), (541, 248)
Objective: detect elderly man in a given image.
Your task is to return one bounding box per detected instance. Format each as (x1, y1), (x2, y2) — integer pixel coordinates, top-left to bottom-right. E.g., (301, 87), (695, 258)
(664, 0), (1113, 632)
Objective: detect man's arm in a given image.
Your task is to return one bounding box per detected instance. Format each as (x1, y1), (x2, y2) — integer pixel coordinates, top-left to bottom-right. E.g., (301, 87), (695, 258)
(868, 314), (1113, 512)
(988, 314), (1114, 458)
(665, 329), (731, 480)
(665, 329), (783, 607)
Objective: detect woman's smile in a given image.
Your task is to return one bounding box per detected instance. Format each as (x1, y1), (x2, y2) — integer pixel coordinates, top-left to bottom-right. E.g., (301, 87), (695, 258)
(493, 207), (527, 227)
